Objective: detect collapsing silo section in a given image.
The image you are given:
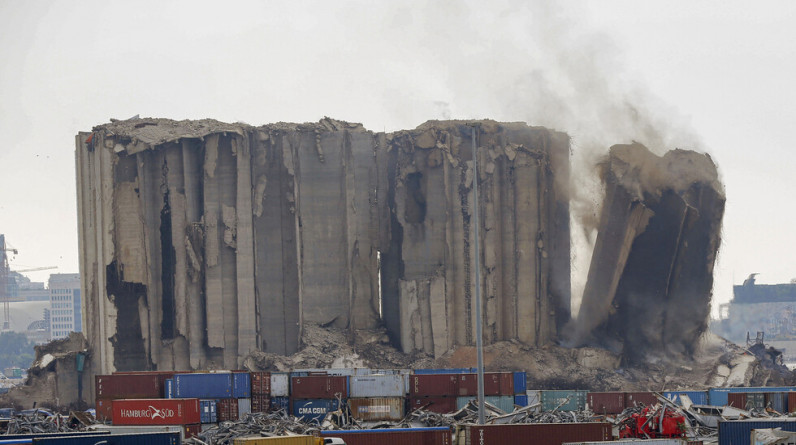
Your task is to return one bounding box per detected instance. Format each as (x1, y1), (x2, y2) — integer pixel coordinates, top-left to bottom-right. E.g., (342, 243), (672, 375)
(75, 118), (571, 374)
(572, 143), (725, 360)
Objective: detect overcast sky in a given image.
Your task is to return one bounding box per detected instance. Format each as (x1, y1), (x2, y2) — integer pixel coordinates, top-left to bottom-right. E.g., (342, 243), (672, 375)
(1, 0), (793, 317)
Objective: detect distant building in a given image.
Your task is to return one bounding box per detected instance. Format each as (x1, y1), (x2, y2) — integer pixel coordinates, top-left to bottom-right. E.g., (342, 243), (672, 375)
(14, 274), (49, 301)
(48, 273), (81, 340)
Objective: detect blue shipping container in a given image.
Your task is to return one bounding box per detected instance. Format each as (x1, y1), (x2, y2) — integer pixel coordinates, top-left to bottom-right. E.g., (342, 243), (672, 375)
(31, 432), (181, 445)
(513, 372), (527, 395)
(767, 392), (788, 413)
(663, 391), (708, 406)
(174, 373), (233, 399)
(709, 387), (796, 406)
(233, 373), (251, 398)
(292, 399), (341, 422)
(164, 379), (173, 399)
(271, 396), (290, 411)
(413, 368), (477, 375)
(718, 419), (796, 445)
(515, 395), (528, 406)
(200, 399), (217, 424)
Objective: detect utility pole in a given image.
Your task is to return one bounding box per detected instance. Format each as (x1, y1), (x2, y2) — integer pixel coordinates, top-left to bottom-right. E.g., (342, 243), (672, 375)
(469, 125), (486, 425)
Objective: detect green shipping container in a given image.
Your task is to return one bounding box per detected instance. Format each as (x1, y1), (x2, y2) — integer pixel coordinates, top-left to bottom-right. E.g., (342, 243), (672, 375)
(541, 390), (588, 411)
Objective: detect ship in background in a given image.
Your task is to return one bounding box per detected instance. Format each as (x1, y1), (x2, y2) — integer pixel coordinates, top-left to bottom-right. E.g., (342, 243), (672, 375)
(712, 274), (796, 366)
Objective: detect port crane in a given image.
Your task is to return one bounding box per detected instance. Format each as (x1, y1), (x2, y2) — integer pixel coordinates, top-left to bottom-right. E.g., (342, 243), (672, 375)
(0, 235), (57, 331)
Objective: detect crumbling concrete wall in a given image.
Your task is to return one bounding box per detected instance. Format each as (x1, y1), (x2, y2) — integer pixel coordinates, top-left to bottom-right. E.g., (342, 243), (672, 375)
(380, 122), (571, 356)
(572, 143), (725, 360)
(76, 118), (570, 374)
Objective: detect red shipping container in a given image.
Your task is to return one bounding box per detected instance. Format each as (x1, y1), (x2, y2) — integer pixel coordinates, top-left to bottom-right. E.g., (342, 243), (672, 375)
(252, 395), (270, 412)
(457, 373), (514, 396)
(251, 371), (271, 395)
(727, 393), (747, 409)
(320, 427), (452, 445)
(625, 392), (658, 408)
(409, 374), (458, 396)
(588, 392), (626, 414)
(112, 398), (200, 425)
(184, 424), (201, 439)
(95, 398), (113, 422)
(463, 422), (611, 445)
(96, 374), (163, 399)
(291, 376), (348, 399)
(217, 398), (239, 422)
(789, 393), (796, 413)
(112, 371), (179, 394)
(409, 397), (457, 414)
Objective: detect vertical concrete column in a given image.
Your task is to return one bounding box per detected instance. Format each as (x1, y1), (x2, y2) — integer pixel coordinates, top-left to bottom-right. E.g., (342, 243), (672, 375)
(235, 135), (257, 363)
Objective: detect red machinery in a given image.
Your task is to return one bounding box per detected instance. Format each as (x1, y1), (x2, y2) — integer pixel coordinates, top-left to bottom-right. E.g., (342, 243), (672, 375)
(620, 406), (686, 439)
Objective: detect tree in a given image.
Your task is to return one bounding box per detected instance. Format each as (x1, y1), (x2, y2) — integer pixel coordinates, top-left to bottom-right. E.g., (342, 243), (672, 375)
(0, 331), (35, 372)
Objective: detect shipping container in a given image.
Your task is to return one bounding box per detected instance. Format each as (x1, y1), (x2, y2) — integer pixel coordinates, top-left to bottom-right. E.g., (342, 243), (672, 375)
(218, 398), (240, 422)
(461, 422), (611, 445)
(320, 427), (452, 445)
(271, 373), (290, 397)
(409, 374), (458, 396)
(540, 390), (588, 411)
(709, 387), (796, 407)
(95, 398), (113, 422)
(563, 440), (686, 445)
(112, 398), (200, 426)
(663, 391), (709, 406)
(766, 392), (788, 413)
(348, 397), (405, 421)
(456, 395), (515, 413)
(165, 379), (174, 399)
(413, 368), (477, 374)
(527, 390), (541, 408)
(291, 376), (348, 399)
(789, 393), (796, 413)
(174, 373), (233, 399)
(515, 395), (528, 406)
(252, 395), (270, 412)
(233, 436), (317, 445)
(184, 424), (200, 439)
(271, 397), (290, 412)
(587, 392), (625, 414)
(200, 400), (217, 424)
(233, 373), (252, 398)
(96, 375), (163, 399)
(291, 399), (340, 422)
(0, 432), (111, 441)
(349, 375), (405, 398)
(625, 392), (659, 408)
(251, 372), (271, 395)
(718, 419), (796, 445)
(408, 396), (456, 414)
(727, 393), (747, 409)
(513, 372), (527, 394)
(31, 432), (181, 445)
(239, 398), (252, 418)
(746, 393), (766, 410)
(86, 425), (188, 441)
(457, 373), (514, 396)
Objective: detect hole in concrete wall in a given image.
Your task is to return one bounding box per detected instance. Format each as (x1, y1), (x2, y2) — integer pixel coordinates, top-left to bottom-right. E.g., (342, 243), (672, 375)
(404, 172), (426, 224)
(106, 261), (149, 371)
(160, 187), (177, 340)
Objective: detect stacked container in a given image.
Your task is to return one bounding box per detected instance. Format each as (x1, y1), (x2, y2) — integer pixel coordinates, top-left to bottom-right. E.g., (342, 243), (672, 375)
(455, 372), (515, 412)
(271, 372), (290, 412)
(95, 374), (165, 421)
(348, 374), (406, 421)
(513, 372), (527, 406)
(409, 374), (458, 414)
(251, 371), (271, 413)
(290, 375), (348, 421)
(200, 400), (217, 424)
(110, 398), (201, 438)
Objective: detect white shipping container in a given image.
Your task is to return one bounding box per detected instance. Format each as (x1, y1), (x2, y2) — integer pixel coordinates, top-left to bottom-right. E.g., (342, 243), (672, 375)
(238, 398), (252, 418)
(270, 372), (290, 397)
(563, 440), (686, 445)
(527, 390), (541, 413)
(752, 428), (796, 445)
(350, 374), (406, 397)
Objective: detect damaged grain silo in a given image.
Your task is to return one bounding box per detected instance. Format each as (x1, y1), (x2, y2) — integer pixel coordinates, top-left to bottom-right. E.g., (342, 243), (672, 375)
(571, 143), (725, 360)
(75, 118), (571, 374)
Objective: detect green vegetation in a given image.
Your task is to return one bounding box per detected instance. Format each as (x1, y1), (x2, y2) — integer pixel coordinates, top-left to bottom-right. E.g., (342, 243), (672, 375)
(0, 332), (35, 372)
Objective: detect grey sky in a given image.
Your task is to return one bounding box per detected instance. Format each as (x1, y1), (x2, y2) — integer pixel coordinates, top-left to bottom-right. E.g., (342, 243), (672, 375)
(1, 0), (793, 317)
